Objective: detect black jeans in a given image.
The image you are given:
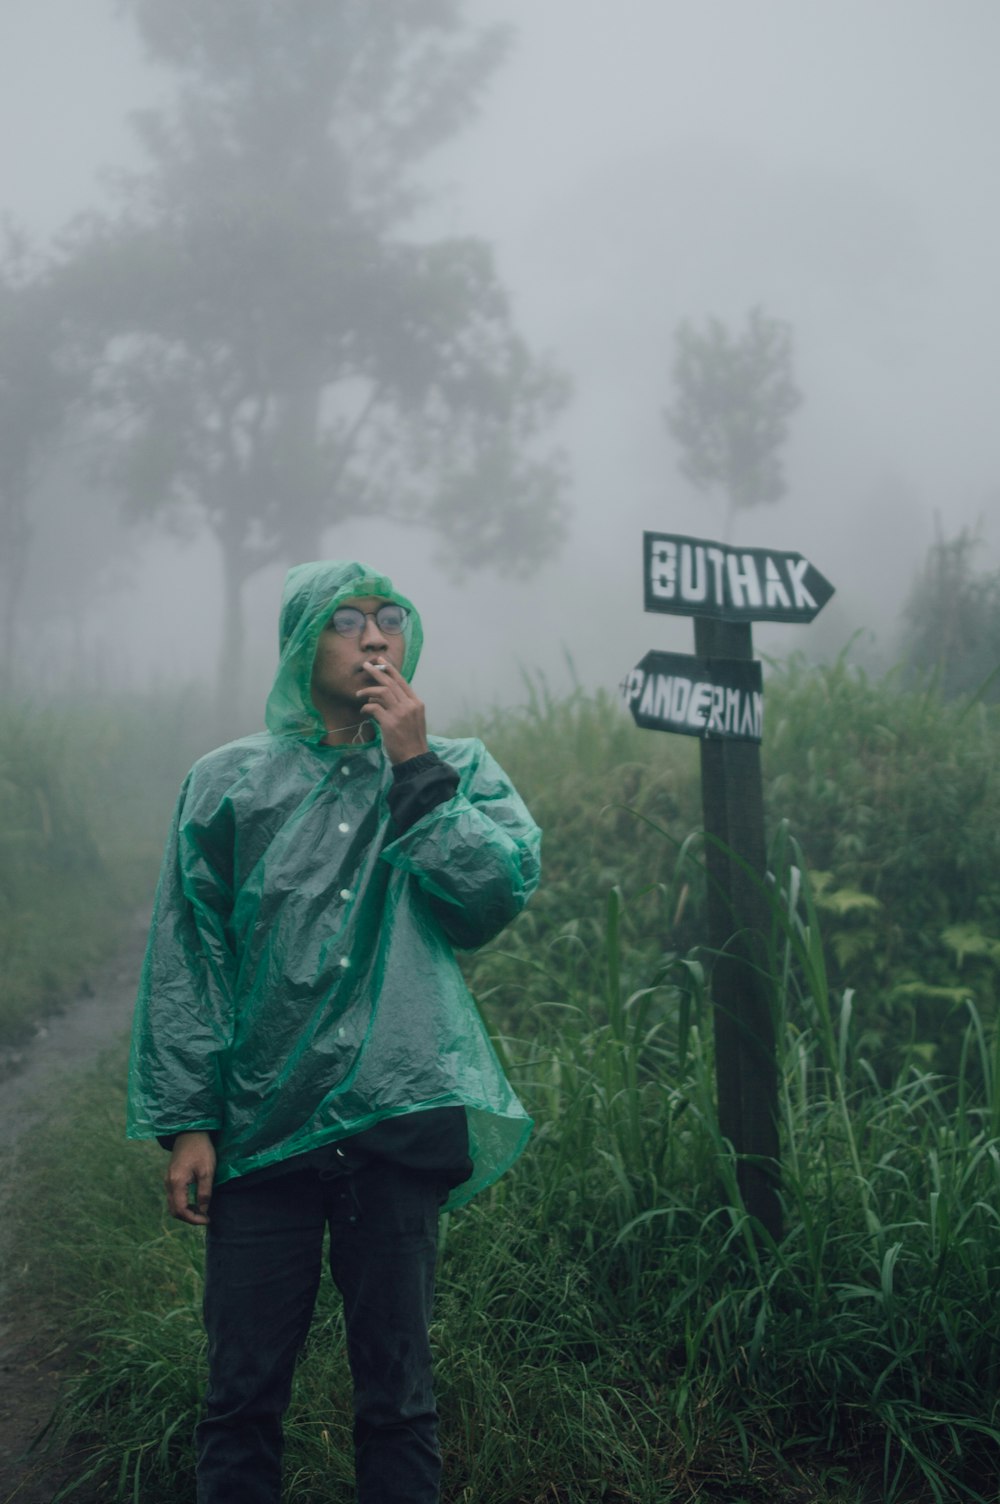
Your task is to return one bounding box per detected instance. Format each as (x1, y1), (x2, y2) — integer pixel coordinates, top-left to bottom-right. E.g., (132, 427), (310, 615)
(195, 1160), (445, 1504)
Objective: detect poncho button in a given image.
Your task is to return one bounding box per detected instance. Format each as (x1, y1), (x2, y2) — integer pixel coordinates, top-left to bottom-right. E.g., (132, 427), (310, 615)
(340, 889), (352, 900)
(338, 957), (350, 969)
(338, 821), (350, 833)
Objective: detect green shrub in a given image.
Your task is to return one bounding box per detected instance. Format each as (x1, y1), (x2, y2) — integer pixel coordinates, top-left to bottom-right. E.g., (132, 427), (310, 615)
(0, 689), (212, 1046)
(11, 830), (1000, 1502)
(8, 668), (1000, 1500)
(765, 655), (1000, 1074)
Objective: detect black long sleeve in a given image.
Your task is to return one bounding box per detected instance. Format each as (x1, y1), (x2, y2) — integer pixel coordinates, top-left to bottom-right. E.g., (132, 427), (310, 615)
(386, 751), (460, 835)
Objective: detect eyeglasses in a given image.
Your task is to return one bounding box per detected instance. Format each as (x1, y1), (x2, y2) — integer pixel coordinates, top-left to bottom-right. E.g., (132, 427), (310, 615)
(328, 604), (409, 637)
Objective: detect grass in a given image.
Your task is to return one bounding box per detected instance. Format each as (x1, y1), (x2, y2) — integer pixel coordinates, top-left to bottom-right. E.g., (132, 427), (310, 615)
(5, 668), (1000, 1500)
(762, 653), (1000, 1073)
(0, 688), (212, 1048)
(12, 878), (1000, 1501)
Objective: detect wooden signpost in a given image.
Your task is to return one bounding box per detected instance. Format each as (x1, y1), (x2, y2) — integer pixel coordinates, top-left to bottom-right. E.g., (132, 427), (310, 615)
(622, 651), (763, 742)
(624, 531), (834, 1241)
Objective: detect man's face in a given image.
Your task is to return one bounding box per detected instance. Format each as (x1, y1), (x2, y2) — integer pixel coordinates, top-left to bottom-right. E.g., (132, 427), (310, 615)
(310, 595), (407, 716)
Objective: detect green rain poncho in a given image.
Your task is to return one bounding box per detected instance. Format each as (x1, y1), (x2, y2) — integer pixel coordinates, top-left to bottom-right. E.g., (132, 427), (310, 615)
(127, 560), (540, 1206)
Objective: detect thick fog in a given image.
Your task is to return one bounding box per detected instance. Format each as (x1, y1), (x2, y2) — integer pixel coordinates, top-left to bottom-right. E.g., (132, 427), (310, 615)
(2, 0), (998, 727)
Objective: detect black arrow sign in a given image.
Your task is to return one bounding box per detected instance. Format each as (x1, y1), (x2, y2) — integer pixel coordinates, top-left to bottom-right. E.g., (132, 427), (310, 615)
(622, 650), (763, 742)
(643, 531), (834, 624)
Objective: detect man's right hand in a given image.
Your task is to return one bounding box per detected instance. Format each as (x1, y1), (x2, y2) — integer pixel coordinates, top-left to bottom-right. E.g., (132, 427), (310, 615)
(165, 1131), (217, 1226)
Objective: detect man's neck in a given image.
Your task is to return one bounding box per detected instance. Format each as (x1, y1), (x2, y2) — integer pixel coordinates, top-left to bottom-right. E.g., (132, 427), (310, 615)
(318, 715), (376, 747)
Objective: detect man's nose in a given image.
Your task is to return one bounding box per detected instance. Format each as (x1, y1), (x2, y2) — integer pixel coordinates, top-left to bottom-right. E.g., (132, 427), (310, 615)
(359, 615), (388, 649)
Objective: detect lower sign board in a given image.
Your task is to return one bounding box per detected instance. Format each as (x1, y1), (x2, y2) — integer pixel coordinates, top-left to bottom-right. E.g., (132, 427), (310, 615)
(622, 650), (763, 742)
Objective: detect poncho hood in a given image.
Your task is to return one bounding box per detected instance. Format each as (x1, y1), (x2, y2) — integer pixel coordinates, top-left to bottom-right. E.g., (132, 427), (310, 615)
(265, 559), (423, 738)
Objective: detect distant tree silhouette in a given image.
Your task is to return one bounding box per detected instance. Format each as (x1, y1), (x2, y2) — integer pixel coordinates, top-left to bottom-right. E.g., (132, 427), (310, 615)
(665, 306), (801, 539)
(56, 1), (570, 709)
(901, 522), (1000, 702)
(0, 227), (77, 687)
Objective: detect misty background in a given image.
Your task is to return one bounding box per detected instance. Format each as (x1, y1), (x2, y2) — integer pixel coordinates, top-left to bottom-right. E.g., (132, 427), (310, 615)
(2, 0), (998, 729)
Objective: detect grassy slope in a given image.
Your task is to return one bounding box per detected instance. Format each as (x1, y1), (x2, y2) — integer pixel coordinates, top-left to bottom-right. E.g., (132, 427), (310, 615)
(0, 691), (215, 1049)
(6, 667), (1000, 1501)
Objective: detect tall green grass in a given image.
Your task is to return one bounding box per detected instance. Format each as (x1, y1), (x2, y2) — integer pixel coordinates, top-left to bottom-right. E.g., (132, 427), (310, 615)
(0, 689), (212, 1046)
(476, 661), (1000, 1077)
(764, 653), (1000, 1074)
(13, 860), (1000, 1501)
(9, 674), (1000, 1502)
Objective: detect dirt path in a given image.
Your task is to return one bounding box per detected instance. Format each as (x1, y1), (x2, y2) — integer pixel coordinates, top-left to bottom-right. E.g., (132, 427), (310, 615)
(0, 914), (149, 1504)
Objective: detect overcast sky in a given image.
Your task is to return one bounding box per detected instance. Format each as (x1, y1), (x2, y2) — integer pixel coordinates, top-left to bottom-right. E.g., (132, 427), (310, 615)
(3, 0), (998, 723)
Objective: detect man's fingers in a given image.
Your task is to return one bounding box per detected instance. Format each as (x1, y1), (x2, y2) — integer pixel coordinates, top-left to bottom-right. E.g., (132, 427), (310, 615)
(173, 1203), (210, 1227)
(164, 1138), (216, 1226)
(358, 664), (416, 710)
(357, 658), (428, 763)
(165, 1169), (208, 1223)
(178, 1208), (211, 1227)
(166, 1169), (212, 1225)
(362, 659), (409, 691)
(357, 684), (396, 710)
(193, 1164), (214, 1216)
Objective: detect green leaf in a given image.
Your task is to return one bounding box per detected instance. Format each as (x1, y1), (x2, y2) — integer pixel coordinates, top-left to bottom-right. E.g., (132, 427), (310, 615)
(941, 922), (1000, 967)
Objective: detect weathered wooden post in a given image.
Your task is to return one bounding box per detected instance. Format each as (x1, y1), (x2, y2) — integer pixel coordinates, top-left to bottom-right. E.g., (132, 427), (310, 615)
(622, 533), (834, 1241)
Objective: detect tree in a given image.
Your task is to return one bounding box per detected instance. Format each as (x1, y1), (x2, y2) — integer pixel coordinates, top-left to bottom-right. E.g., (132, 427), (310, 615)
(58, 1), (570, 709)
(0, 226), (78, 688)
(901, 523), (1000, 702)
(664, 306), (801, 539)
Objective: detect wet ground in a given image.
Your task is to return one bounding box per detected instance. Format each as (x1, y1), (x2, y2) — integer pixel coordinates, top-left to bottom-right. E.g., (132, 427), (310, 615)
(0, 915), (149, 1504)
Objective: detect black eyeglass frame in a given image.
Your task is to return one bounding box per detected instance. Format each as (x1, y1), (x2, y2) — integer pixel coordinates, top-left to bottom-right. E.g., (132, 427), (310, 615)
(327, 605), (410, 638)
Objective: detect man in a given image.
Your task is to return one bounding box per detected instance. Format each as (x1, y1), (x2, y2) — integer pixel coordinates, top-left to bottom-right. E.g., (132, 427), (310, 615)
(127, 559), (540, 1504)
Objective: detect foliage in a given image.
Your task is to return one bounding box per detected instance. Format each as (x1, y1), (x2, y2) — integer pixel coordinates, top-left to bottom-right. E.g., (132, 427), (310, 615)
(0, 690), (211, 1049)
(6, 671), (1000, 1500)
(11, 854), (1000, 1502)
(763, 653), (1000, 1076)
(899, 526), (1000, 703)
(464, 661), (1000, 1083)
(54, 1), (570, 705)
(4, 658), (1000, 1082)
(459, 677), (704, 1034)
(0, 225), (79, 685)
(664, 305), (802, 538)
